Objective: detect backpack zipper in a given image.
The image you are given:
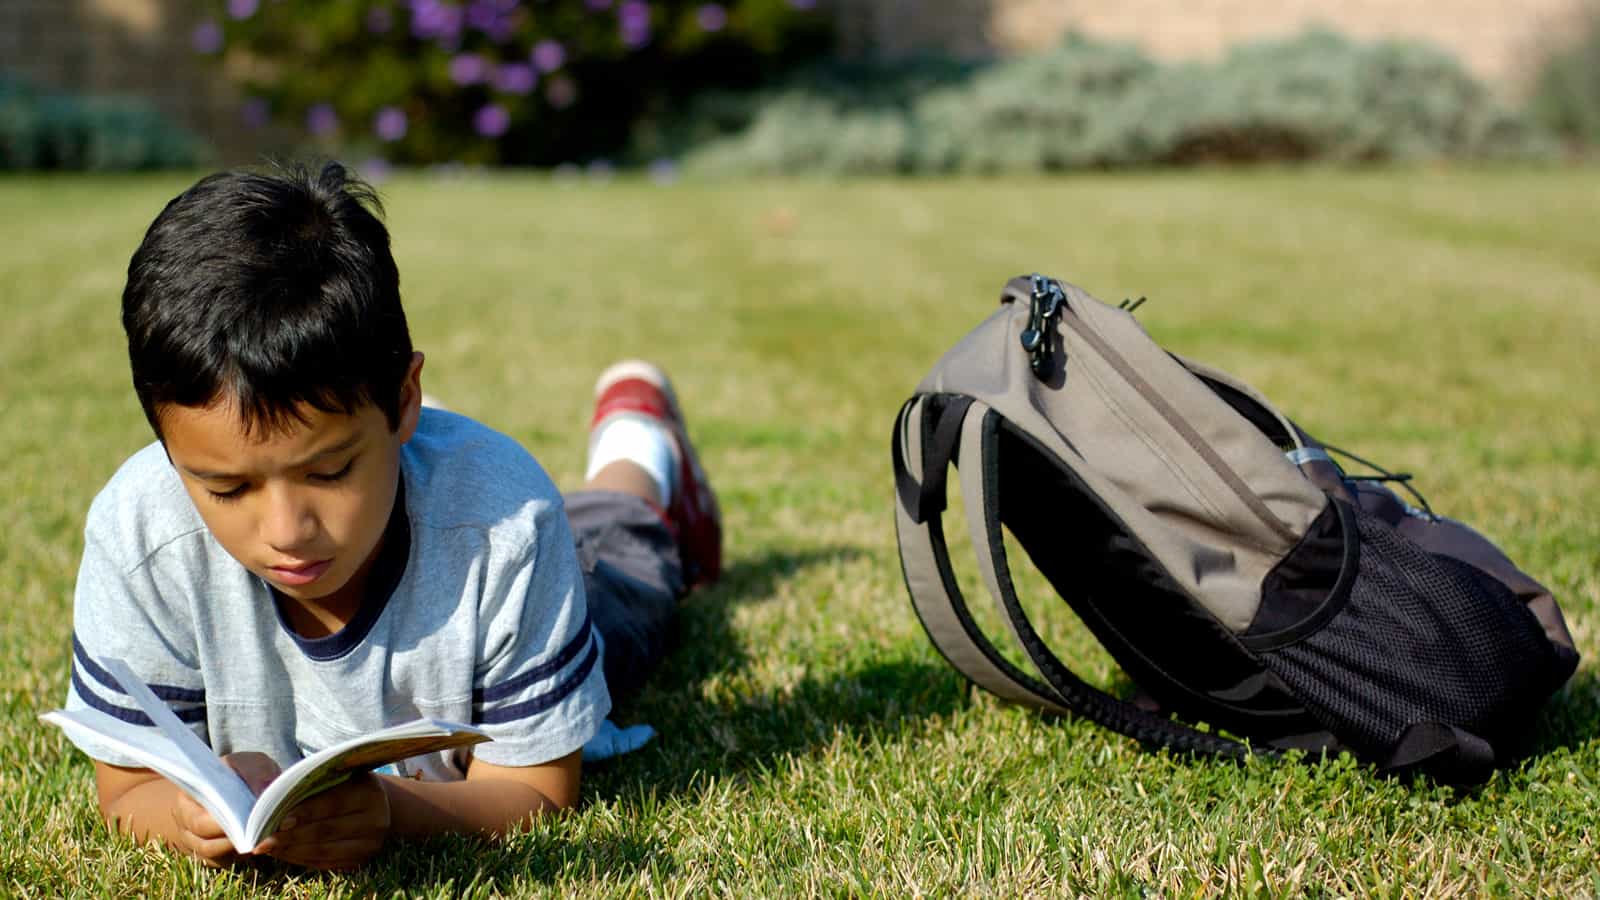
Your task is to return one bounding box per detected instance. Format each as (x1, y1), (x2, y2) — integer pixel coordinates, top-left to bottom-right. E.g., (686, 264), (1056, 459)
(1038, 279), (1301, 546)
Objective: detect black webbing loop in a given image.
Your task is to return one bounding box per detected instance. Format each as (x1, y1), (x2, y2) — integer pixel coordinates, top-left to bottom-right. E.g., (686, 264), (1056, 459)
(969, 409), (1265, 761)
(892, 395), (972, 524)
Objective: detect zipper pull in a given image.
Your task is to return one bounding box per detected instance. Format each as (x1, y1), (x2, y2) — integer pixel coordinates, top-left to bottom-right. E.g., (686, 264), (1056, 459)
(1021, 274), (1067, 378)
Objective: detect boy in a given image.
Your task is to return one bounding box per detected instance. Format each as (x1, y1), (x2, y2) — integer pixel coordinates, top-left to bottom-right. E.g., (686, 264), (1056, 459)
(61, 162), (720, 870)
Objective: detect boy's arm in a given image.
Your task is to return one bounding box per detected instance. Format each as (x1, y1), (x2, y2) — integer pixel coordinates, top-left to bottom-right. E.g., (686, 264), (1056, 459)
(94, 755), (281, 865)
(254, 749), (581, 870)
(383, 749), (582, 836)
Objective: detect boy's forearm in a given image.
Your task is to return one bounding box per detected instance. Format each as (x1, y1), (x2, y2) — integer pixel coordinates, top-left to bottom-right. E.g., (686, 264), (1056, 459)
(99, 776), (193, 849)
(377, 775), (564, 838)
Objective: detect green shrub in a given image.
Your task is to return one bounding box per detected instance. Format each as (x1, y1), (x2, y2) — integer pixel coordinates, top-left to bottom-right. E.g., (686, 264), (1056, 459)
(0, 75), (208, 171)
(200, 0), (832, 166)
(1530, 7), (1600, 146)
(676, 30), (1555, 175)
(1130, 30), (1550, 165)
(907, 35), (1158, 172)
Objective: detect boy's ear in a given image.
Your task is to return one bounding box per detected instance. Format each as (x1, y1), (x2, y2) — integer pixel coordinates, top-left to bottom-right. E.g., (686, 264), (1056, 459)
(397, 351), (425, 441)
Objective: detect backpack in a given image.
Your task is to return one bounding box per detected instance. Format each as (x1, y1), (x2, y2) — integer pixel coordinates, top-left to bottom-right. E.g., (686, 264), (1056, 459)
(891, 274), (1579, 783)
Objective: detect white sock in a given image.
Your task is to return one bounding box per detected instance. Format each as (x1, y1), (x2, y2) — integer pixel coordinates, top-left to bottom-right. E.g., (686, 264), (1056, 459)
(585, 415), (677, 507)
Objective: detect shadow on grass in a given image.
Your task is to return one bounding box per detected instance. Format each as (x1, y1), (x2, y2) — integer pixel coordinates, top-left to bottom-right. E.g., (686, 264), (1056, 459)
(588, 543), (974, 802)
(1525, 665), (1600, 758)
(643, 543), (873, 688)
(245, 830), (673, 895)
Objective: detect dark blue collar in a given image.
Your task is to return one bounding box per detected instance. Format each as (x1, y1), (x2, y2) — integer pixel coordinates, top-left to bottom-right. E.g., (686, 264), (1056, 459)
(274, 478), (410, 661)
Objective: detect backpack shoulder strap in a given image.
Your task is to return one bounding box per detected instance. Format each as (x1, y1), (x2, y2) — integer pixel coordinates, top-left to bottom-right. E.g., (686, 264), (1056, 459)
(893, 395), (1067, 712)
(895, 393), (1264, 760)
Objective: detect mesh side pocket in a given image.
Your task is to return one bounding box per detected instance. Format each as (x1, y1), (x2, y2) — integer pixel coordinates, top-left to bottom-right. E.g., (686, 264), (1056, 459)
(1257, 505), (1563, 760)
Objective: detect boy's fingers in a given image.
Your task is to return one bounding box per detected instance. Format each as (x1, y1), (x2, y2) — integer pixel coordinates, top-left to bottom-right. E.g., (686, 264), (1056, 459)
(282, 774), (387, 826)
(172, 793), (224, 839)
(270, 837), (384, 871)
(271, 808), (384, 846)
(185, 834), (239, 865)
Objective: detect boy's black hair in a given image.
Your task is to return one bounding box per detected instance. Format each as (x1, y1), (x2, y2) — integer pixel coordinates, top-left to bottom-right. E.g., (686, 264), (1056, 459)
(123, 161), (412, 438)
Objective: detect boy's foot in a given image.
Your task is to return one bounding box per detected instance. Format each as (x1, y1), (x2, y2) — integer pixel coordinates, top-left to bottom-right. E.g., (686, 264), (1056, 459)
(590, 361), (723, 587)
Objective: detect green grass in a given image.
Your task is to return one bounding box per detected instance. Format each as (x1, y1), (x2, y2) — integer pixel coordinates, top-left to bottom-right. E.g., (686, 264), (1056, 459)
(2, 167), (1598, 897)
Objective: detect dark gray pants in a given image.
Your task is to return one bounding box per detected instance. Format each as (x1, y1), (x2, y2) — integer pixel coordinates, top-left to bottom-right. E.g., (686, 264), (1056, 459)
(566, 490), (685, 702)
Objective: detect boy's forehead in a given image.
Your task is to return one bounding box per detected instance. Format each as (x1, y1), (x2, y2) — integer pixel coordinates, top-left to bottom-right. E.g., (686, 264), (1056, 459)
(158, 397), (374, 460)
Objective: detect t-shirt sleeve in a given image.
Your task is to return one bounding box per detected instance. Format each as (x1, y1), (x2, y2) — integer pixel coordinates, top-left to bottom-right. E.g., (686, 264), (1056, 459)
(469, 497), (611, 767)
(62, 521), (208, 768)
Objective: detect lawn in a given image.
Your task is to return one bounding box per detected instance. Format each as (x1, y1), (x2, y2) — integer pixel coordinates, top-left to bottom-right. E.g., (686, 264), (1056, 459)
(1, 168), (1597, 897)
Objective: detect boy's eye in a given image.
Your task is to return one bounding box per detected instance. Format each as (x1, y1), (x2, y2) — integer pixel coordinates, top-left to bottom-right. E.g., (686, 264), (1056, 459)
(207, 483), (248, 502)
(310, 458), (355, 483)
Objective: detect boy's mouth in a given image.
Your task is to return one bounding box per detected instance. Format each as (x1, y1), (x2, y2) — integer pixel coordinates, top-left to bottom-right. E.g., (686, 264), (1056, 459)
(267, 559), (333, 586)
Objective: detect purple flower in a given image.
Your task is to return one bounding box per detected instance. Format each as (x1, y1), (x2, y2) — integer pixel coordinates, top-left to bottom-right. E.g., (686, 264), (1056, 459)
(465, 0), (500, 31)
(240, 97), (271, 129)
(587, 159), (615, 181)
(227, 0), (259, 20)
(619, 1), (649, 26)
(531, 39), (565, 73)
(696, 4), (726, 32)
(493, 63), (537, 94)
(449, 53), (489, 85)
(584, 0), (612, 10)
(374, 106), (408, 141)
(411, 0), (463, 42)
(191, 20), (223, 54)
(367, 6), (394, 33)
(619, 1), (651, 47)
(545, 75), (578, 109)
(473, 103), (511, 137)
(306, 103), (340, 136)
(467, 1), (515, 41)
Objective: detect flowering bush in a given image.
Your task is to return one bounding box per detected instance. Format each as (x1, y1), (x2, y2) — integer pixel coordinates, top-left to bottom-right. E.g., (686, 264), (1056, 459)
(196, 0), (830, 166)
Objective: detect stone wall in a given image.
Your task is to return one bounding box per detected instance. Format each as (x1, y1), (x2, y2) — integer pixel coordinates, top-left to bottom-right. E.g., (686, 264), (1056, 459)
(0, 0), (245, 157)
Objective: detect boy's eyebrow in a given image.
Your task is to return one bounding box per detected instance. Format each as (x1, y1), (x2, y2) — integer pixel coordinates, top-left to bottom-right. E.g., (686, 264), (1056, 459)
(183, 433), (365, 481)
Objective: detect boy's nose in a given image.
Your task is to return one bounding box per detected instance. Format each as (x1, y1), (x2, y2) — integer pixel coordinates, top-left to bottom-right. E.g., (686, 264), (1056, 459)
(261, 484), (319, 552)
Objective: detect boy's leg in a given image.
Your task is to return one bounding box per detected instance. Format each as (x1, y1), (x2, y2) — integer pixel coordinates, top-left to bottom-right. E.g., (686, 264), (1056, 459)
(568, 361), (721, 702)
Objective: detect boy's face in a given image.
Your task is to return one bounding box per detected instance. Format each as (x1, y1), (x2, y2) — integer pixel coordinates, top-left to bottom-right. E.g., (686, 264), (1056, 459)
(157, 354), (425, 615)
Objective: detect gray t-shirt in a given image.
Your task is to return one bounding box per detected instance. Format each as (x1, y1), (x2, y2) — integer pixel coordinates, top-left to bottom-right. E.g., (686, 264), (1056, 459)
(64, 408), (610, 780)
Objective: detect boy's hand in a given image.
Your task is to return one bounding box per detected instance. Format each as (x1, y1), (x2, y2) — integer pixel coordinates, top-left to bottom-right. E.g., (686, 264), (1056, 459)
(256, 773), (391, 871)
(170, 751), (281, 866)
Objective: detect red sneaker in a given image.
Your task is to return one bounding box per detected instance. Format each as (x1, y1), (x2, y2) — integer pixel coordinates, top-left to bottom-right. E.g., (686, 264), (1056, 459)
(590, 361), (723, 587)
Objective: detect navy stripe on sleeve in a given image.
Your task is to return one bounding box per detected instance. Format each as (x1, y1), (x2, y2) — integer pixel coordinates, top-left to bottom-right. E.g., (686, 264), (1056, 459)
(473, 639), (600, 726)
(72, 635), (205, 704)
(71, 665), (206, 726)
(471, 610), (593, 705)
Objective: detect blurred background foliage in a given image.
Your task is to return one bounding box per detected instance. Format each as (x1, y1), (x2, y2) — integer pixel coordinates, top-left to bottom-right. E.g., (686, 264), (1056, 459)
(672, 31), (1558, 175)
(203, 0), (833, 167)
(0, 75), (207, 171)
(1531, 9), (1600, 147)
(3, 0), (1599, 172)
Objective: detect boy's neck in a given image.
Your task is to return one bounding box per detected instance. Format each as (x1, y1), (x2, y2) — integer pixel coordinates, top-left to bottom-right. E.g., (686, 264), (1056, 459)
(278, 590), (366, 640)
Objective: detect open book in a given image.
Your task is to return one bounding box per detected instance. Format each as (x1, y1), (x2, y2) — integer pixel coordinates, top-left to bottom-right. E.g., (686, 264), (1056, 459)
(41, 657), (490, 854)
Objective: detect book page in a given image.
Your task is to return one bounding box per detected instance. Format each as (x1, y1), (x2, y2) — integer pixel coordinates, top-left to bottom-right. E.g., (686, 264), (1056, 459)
(97, 658), (260, 850)
(40, 707), (258, 852)
(244, 720), (489, 846)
